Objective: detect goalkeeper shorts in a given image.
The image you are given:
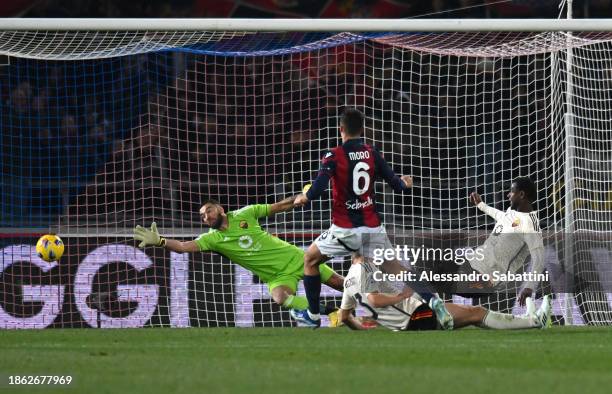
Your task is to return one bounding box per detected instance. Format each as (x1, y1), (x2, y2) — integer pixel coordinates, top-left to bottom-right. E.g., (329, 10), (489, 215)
(267, 263), (335, 294)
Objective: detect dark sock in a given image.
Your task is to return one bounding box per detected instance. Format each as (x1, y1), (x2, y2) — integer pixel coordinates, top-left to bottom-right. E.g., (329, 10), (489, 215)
(319, 302), (337, 315)
(419, 292), (434, 303)
(403, 280), (435, 303)
(303, 274), (321, 315)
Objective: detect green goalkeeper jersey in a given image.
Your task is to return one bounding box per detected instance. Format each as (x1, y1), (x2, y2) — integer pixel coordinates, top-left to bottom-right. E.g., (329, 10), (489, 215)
(193, 204), (304, 283)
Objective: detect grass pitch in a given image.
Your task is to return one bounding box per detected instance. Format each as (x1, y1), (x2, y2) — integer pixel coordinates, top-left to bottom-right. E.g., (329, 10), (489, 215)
(1, 327), (611, 394)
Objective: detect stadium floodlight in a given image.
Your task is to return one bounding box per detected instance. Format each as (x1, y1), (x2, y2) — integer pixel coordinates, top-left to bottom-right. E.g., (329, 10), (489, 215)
(0, 17), (611, 328)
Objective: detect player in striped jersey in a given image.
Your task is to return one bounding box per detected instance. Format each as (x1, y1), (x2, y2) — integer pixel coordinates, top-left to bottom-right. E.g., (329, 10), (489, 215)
(466, 177), (546, 306)
(293, 108), (451, 328)
(338, 258), (552, 331)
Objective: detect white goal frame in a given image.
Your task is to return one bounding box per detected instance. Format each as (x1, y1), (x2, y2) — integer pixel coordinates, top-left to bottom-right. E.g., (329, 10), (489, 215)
(1, 15), (611, 327)
(1, 18), (612, 32)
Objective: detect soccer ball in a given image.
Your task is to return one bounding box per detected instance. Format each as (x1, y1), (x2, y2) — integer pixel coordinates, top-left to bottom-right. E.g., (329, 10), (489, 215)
(35, 234), (65, 262)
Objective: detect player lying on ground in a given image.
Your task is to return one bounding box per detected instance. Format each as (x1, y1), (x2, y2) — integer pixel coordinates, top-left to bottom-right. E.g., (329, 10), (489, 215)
(464, 177), (545, 306)
(133, 198), (344, 323)
(293, 108), (452, 328)
(338, 258), (552, 331)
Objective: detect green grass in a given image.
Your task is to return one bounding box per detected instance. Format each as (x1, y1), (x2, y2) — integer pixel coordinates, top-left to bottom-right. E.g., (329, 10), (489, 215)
(1, 327), (611, 394)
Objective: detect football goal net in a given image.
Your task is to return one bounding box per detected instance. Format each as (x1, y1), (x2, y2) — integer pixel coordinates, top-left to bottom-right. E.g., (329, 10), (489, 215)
(0, 18), (611, 328)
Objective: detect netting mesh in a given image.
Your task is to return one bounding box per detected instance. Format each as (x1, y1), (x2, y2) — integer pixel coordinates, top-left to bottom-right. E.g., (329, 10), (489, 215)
(0, 29), (611, 328)
(3, 30), (612, 59)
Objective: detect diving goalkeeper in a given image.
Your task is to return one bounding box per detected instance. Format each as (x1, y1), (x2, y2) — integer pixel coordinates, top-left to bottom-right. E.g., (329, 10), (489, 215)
(133, 197), (344, 321)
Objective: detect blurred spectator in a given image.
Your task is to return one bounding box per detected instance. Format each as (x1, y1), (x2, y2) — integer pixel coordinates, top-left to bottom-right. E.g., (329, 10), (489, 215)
(60, 114), (79, 140)
(1, 12), (556, 228)
(9, 81), (32, 115)
(32, 89), (50, 117)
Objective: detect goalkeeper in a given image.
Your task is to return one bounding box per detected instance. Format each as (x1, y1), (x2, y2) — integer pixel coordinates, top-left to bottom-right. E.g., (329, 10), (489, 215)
(133, 197), (344, 321)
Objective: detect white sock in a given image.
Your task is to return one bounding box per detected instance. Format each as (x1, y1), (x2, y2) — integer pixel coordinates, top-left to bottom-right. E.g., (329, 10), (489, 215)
(481, 311), (539, 329)
(307, 310), (320, 320)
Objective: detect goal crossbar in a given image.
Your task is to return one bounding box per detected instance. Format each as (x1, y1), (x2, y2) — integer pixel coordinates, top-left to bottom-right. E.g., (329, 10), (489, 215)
(2, 18), (612, 32)
(1, 17), (611, 328)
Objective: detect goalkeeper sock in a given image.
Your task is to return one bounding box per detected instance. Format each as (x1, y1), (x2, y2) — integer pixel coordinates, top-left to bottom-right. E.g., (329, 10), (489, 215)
(481, 310), (539, 329)
(303, 274), (321, 317)
(282, 295), (309, 310)
(281, 295), (334, 315)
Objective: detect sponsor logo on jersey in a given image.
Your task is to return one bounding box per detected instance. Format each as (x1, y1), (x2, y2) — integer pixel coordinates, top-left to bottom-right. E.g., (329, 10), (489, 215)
(345, 196), (373, 210)
(324, 152), (333, 159)
(238, 235), (253, 249)
(344, 277), (356, 288)
(512, 218), (520, 227)
(239, 220), (248, 229)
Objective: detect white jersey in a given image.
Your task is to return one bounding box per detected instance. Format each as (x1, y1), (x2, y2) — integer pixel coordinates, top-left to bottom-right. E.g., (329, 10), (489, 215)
(468, 202), (545, 290)
(340, 261), (423, 331)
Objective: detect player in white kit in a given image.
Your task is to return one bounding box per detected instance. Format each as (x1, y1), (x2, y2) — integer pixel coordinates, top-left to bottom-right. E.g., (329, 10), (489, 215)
(338, 258), (552, 331)
(466, 177), (546, 306)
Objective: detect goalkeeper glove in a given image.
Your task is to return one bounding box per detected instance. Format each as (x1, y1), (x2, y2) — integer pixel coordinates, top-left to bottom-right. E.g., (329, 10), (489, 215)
(133, 222), (166, 248)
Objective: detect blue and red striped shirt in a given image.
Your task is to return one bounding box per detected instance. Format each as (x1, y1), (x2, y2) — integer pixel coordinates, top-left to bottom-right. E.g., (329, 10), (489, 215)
(306, 138), (409, 228)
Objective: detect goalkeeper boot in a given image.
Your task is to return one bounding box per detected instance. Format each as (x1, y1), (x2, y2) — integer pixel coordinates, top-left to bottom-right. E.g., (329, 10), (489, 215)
(429, 297), (454, 330)
(535, 295), (552, 329)
(289, 309), (321, 328)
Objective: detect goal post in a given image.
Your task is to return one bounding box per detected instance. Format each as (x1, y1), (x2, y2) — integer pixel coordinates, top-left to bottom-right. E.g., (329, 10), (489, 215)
(0, 18), (611, 328)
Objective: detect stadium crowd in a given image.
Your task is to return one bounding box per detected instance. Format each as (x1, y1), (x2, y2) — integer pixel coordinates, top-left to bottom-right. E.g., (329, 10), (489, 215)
(1, 42), (550, 228)
(0, 0), (567, 227)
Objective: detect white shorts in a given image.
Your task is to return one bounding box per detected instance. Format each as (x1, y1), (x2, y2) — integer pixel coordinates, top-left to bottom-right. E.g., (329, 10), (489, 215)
(314, 224), (393, 258)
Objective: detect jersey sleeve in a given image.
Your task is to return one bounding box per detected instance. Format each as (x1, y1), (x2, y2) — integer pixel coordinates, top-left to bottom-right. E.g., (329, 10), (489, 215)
(372, 147), (408, 193)
(305, 151), (335, 200)
(340, 288), (357, 310)
(305, 172), (331, 201)
(194, 232), (214, 252)
(318, 150), (336, 177)
(340, 264), (362, 310)
(236, 204), (271, 219)
(477, 201), (506, 222)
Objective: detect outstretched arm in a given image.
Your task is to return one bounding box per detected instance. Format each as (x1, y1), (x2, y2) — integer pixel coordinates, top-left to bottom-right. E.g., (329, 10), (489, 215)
(164, 239), (200, 253)
(295, 150), (336, 207)
(133, 223), (200, 253)
(470, 192), (505, 222)
(338, 308), (368, 330)
(269, 194), (300, 215)
(373, 148), (412, 193)
(366, 288), (411, 308)
(294, 173), (330, 207)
